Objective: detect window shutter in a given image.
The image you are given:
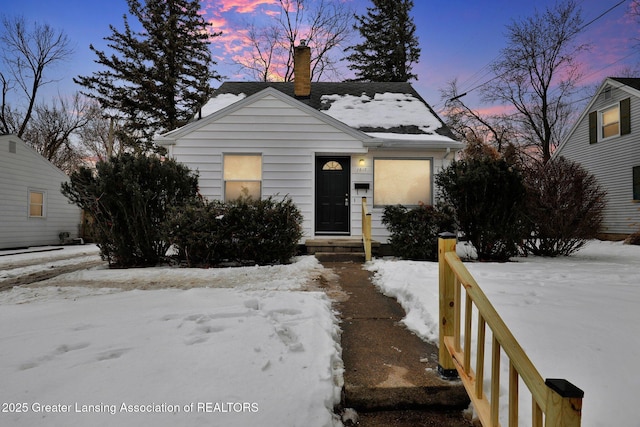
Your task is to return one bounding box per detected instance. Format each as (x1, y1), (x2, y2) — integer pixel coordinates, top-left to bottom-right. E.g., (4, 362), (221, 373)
(620, 97), (631, 136)
(588, 111), (597, 144)
(634, 166), (640, 201)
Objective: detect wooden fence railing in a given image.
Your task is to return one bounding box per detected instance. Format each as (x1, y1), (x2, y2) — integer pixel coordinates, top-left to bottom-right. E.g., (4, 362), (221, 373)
(438, 234), (584, 427)
(361, 197), (372, 261)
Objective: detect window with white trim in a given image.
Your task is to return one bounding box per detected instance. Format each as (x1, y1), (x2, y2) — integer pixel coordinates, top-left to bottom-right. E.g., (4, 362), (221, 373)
(373, 158), (432, 206)
(29, 191), (45, 217)
(223, 154), (262, 201)
(601, 104), (620, 139)
(589, 97), (631, 143)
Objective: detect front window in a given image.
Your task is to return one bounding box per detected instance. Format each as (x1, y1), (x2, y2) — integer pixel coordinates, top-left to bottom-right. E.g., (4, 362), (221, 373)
(29, 191), (45, 217)
(223, 154), (262, 201)
(601, 104), (620, 139)
(373, 158), (432, 206)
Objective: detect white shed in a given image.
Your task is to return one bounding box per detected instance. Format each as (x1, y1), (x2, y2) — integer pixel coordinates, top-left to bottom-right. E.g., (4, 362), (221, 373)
(0, 134), (81, 249)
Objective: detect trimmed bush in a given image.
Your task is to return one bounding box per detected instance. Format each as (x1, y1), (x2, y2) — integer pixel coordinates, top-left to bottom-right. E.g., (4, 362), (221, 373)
(165, 196), (303, 266)
(522, 157), (607, 256)
(163, 199), (227, 266)
(62, 154), (199, 267)
(435, 157), (528, 261)
(382, 203), (455, 260)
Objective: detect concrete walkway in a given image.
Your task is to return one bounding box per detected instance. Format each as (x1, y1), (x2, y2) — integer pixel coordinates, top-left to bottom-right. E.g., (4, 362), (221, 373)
(319, 259), (473, 427)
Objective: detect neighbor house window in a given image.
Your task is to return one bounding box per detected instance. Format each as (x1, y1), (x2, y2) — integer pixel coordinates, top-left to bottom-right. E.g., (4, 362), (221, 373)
(223, 154), (262, 201)
(601, 104), (620, 139)
(29, 191), (45, 217)
(589, 98), (631, 143)
(373, 158), (431, 206)
(633, 166), (640, 201)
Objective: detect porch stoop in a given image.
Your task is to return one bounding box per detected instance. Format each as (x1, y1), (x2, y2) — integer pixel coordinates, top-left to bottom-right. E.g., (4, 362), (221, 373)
(305, 238), (380, 263)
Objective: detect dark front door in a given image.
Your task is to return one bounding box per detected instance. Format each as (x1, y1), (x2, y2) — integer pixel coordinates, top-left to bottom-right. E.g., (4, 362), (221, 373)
(315, 156), (350, 234)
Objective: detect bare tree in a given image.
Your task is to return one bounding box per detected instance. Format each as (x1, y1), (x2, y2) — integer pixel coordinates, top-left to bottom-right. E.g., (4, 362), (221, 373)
(238, 0), (354, 82)
(441, 79), (517, 153)
(631, 1), (640, 19)
(21, 93), (94, 173)
(77, 112), (126, 162)
(481, 0), (588, 163)
(0, 16), (74, 138)
(239, 24), (284, 82)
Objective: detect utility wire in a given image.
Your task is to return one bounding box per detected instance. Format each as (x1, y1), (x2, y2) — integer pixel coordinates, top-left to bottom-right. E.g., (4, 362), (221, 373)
(450, 0), (630, 100)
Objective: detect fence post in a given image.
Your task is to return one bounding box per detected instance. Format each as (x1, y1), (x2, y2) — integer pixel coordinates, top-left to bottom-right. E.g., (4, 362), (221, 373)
(438, 232), (458, 378)
(361, 197), (372, 261)
(544, 379), (584, 427)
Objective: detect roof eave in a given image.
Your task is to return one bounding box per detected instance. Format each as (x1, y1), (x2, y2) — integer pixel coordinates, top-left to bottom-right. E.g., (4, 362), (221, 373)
(363, 137), (465, 150)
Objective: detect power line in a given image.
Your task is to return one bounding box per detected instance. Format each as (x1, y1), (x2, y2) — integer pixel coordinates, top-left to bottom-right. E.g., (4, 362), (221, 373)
(449, 0), (630, 100)
(579, 0), (627, 32)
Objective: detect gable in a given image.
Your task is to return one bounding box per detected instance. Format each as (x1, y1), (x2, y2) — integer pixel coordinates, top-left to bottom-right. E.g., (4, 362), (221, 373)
(557, 78), (640, 154)
(158, 87), (374, 145)
(0, 135), (69, 180)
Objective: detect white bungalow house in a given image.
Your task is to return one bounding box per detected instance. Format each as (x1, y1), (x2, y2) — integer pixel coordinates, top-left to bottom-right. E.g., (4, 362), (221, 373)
(554, 77), (640, 240)
(157, 44), (463, 245)
(0, 134), (81, 249)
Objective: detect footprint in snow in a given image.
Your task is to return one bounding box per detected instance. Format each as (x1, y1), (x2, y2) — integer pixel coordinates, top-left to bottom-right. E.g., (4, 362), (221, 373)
(18, 342), (91, 371)
(96, 348), (131, 361)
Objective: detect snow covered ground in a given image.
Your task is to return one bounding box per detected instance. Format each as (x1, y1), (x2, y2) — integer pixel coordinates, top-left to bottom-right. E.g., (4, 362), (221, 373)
(0, 247), (343, 427)
(366, 240), (640, 427)
(1, 240), (638, 427)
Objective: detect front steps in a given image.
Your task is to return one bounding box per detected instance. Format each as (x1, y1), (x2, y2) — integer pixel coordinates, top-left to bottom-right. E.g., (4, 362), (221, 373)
(305, 238), (380, 262)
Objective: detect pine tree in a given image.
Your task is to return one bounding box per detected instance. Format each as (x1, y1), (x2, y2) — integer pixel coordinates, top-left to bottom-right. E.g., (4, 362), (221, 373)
(75, 0), (220, 151)
(345, 0), (420, 82)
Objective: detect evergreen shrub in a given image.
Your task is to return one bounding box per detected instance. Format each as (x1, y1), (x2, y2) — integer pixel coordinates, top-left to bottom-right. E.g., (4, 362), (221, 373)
(381, 203), (455, 260)
(165, 196), (303, 266)
(436, 156), (528, 261)
(163, 199), (227, 266)
(62, 153), (199, 267)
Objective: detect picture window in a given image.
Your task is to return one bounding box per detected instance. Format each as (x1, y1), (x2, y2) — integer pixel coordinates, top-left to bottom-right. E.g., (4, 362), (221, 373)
(373, 158), (432, 206)
(223, 154), (262, 201)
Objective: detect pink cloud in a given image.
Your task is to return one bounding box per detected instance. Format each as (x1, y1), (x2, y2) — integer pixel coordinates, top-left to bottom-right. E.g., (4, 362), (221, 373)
(570, 8), (640, 84)
(474, 104), (517, 117)
(203, 0), (279, 14)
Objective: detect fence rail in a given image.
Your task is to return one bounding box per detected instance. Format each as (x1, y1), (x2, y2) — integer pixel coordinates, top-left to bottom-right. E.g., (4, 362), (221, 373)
(438, 234), (583, 427)
(361, 197), (372, 261)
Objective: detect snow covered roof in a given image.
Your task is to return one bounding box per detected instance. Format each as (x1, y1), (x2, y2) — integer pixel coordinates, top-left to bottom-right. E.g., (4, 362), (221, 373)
(199, 93), (246, 116)
(198, 82), (458, 141)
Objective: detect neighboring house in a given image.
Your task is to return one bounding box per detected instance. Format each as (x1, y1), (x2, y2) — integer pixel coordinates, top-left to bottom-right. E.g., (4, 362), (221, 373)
(157, 44), (463, 244)
(555, 77), (640, 239)
(0, 134), (81, 249)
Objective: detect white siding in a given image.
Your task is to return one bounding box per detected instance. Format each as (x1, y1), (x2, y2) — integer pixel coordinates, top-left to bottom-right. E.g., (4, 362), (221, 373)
(170, 94), (366, 240)
(557, 86), (640, 236)
(167, 93), (458, 243)
(0, 136), (81, 249)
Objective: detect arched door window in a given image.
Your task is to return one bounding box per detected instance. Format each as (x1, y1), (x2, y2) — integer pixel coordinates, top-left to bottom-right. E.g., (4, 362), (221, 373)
(322, 161), (343, 171)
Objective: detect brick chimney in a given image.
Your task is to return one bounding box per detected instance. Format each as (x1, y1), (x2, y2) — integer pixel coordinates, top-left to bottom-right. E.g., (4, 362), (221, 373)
(294, 40), (311, 98)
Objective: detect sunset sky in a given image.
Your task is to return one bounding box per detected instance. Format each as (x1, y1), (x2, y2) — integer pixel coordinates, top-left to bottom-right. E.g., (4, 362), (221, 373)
(2, 0), (639, 113)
